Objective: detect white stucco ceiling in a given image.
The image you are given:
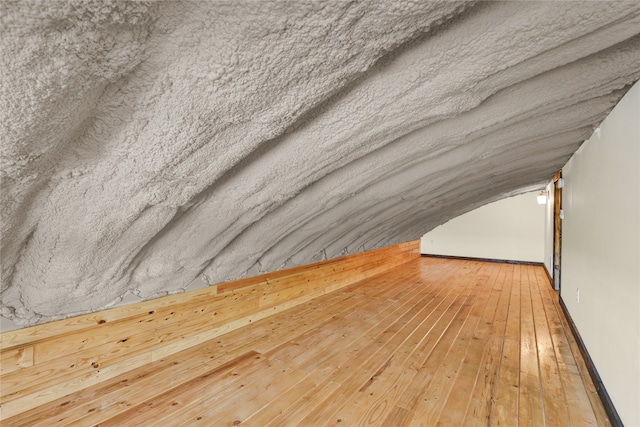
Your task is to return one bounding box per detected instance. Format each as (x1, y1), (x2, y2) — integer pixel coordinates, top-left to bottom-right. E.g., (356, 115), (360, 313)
(1, 0), (639, 325)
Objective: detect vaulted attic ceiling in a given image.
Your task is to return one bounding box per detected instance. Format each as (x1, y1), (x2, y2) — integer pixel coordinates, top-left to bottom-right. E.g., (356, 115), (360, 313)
(1, 1), (639, 326)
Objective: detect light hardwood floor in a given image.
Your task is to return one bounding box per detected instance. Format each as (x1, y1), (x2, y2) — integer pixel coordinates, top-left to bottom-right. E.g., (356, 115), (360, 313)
(3, 257), (610, 426)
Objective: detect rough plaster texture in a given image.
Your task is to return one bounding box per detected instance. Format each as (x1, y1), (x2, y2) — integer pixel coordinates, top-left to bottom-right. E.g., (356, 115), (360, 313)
(1, 1), (640, 326)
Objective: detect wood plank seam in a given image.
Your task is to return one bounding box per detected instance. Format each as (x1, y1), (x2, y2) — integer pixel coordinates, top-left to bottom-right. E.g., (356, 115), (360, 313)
(1, 256), (613, 427)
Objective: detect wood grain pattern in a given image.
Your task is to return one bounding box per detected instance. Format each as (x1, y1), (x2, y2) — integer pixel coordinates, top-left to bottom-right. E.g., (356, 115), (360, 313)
(518, 265), (545, 427)
(1, 255), (611, 426)
(0, 241), (419, 420)
(0, 346), (33, 375)
(491, 263), (520, 426)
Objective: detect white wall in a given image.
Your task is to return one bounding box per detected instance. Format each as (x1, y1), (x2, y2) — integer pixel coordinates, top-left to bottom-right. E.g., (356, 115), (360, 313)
(420, 192), (546, 263)
(561, 82), (639, 426)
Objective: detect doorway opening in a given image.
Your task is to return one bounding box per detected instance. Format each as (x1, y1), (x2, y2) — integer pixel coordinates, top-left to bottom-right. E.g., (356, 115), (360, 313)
(552, 171), (562, 292)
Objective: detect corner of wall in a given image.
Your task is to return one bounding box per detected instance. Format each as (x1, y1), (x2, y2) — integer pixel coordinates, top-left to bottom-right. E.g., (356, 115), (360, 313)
(559, 82), (640, 427)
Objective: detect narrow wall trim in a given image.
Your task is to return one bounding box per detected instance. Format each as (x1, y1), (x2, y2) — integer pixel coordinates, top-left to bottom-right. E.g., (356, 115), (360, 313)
(558, 297), (623, 427)
(543, 264), (553, 286)
(420, 253), (543, 266)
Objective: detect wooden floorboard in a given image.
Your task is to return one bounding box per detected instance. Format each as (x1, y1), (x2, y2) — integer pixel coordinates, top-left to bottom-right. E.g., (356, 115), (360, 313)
(3, 258), (611, 426)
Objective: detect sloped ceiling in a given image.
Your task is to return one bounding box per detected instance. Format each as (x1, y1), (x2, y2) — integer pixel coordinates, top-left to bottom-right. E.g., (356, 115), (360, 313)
(1, 1), (639, 326)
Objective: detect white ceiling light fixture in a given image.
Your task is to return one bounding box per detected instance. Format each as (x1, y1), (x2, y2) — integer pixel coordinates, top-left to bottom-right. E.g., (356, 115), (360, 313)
(537, 190), (547, 205)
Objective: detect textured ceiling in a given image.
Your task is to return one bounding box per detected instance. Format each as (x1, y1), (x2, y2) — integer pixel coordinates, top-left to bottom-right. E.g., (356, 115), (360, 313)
(1, 1), (639, 326)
